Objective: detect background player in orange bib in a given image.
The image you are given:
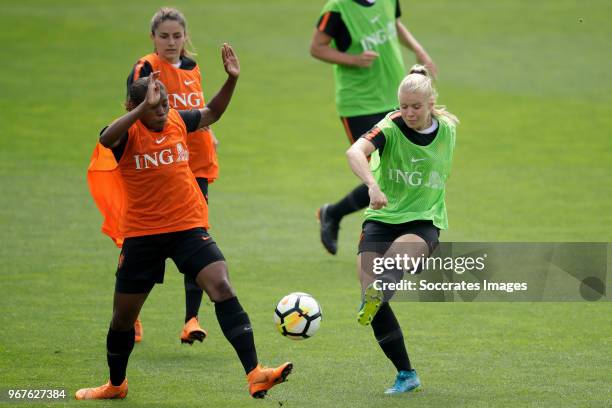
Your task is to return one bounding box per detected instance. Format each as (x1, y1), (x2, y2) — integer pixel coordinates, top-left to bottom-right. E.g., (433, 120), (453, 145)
(79, 46), (292, 400)
(126, 8), (219, 345)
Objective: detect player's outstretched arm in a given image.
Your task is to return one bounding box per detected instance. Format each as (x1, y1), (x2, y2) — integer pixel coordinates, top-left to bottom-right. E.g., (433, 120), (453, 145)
(197, 43), (239, 128)
(100, 72), (161, 148)
(346, 138), (388, 209)
(310, 29), (378, 68)
(395, 20), (437, 78)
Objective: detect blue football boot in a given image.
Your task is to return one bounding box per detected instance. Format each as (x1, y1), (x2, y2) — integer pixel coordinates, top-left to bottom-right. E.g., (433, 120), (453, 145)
(384, 370), (422, 394)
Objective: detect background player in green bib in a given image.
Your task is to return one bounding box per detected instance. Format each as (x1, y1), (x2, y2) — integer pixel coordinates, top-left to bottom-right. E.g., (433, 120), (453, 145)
(346, 65), (458, 394)
(311, 0), (437, 255)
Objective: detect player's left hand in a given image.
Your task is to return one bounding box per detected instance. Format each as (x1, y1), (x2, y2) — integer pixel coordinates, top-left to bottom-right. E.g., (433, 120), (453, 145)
(222, 43), (240, 78)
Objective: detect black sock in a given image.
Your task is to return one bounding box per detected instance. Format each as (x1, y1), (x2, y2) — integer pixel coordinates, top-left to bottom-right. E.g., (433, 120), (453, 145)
(371, 303), (412, 372)
(328, 184), (370, 220)
(215, 297), (258, 374)
(184, 274), (204, 322)
(107, 327), (135, 386)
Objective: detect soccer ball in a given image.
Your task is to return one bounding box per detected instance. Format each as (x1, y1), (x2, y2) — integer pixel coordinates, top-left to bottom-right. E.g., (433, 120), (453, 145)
(274, 292), (322, 340)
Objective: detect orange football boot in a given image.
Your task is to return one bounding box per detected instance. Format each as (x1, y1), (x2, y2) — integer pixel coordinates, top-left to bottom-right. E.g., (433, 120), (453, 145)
(180, 317), (207, 344)
(247, 362), (293, 398)
(134, 318), (143, 343)
(75, 379), (128, 400)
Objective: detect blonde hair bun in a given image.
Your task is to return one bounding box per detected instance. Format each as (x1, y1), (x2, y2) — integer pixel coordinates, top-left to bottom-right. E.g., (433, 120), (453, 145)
(408, 64), (429, 77)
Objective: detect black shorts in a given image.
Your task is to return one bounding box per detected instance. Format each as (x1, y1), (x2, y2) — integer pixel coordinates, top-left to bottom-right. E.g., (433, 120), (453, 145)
(341, 110), (393, 144)
(115, 227), (225, 294)
(358, 219), (440, 255)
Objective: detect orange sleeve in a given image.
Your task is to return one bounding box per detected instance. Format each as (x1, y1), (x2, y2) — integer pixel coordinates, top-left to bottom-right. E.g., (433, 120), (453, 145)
(365, 126), (382, 139)
(87, 143), (126, 247)
(318, 11), (331, 32)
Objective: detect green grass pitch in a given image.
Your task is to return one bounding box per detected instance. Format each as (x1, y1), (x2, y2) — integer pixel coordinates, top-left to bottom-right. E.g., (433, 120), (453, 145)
(0, 1), (610, 407)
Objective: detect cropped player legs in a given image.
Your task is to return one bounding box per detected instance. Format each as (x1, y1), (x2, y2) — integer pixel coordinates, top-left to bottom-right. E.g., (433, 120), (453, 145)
(194, 261), (258, 374)
(107, 291), (149, 387)
(358, 235), (425, 381)
(178, 177), (209, 343)
(187, 177), (209, 320)
(184, 274), (204, 322)
(376, 235), (427, 374)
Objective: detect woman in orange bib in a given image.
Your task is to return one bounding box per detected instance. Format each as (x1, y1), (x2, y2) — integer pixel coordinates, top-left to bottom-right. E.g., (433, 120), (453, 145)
(126, 8), (219, 345)
(78, 45), (292, 400)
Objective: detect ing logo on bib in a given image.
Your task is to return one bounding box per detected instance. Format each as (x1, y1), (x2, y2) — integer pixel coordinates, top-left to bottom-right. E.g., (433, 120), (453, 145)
(169, 92), (204, 109)
(387, 168), (445, 189)
(133, 143), (189, 170)
(360, 22), (397, 51)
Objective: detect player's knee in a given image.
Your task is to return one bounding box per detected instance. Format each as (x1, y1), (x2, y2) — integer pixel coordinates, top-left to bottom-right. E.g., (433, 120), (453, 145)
(210, 279), (235, 302)
(110, 313), (136, 331)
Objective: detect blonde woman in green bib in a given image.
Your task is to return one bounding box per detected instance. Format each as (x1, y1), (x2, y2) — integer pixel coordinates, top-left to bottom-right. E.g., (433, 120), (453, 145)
(346, 65), (458, 394)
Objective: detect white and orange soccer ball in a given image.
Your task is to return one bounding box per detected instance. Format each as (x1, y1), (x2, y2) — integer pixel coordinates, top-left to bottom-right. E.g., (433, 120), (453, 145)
(274, 292), (322, 340)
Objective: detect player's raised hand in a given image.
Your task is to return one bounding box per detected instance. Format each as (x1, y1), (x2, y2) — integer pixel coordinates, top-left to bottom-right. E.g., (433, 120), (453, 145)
(145, 71), (161, 107)
(222, 43), (240, 78)
(354, 50), (379, 68)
